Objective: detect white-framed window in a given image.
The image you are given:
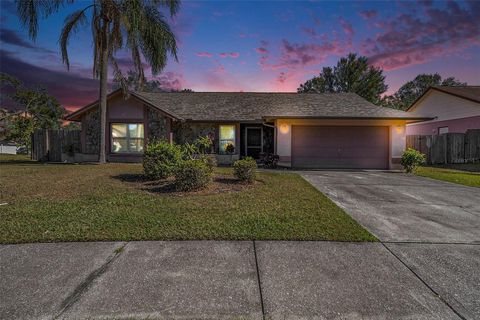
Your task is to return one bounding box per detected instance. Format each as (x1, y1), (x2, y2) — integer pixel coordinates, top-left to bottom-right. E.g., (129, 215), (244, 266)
(438, 126), (449, 135)
(111, 123), (144, 153)
(219, 124), (236, 154)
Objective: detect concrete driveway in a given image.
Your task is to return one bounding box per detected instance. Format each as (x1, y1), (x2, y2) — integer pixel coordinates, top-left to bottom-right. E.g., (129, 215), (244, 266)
(301, 171), (480, 243)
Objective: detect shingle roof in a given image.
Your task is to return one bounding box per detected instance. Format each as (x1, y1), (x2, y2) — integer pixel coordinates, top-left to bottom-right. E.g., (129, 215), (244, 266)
(431, 86), (480, 104)
(133, 91), (429, 122)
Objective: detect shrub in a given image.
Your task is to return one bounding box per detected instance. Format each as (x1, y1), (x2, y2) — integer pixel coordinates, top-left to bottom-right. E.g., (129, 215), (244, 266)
(401, 148), (426, 173)
(233, 157), (257, 183)
(175, 159), (213, 191)
(143, 140), (183, 179)
(180, 142), (198, 160)
(195, 136), (213, 154)
(200, 154), (217, 173)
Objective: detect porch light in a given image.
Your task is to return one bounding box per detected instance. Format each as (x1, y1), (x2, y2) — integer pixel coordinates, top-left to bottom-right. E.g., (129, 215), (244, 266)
(279, 124), (289, 134)
(395, 126), (404, 134)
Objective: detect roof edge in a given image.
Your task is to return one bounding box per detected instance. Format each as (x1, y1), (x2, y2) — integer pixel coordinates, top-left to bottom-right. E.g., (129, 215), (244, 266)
(262, 116), (435, 121)
(406, 86), (480, 111)
(65, 89), (183, 121)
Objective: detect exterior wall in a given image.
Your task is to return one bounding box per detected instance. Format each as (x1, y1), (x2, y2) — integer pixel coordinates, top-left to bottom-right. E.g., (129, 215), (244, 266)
(80, 94), (171, 163)
(107, 94), (144, 119)
(172, 121), (241, 155)
(172, 121), (241, 164)
(0, 145), (17, 154)
(407, 90), (480, 134)
(406, 116), (480, 135)
(275, 118), (407, 169)
(81, 108), (100, 155)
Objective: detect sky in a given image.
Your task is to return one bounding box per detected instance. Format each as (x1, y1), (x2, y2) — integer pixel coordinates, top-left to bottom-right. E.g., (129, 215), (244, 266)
(0, 0), (479, 112)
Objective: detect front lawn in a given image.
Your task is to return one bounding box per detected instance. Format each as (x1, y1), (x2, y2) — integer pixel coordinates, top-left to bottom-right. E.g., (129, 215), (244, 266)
(416, 166), (480, 188)
(0, 156), (375, 243)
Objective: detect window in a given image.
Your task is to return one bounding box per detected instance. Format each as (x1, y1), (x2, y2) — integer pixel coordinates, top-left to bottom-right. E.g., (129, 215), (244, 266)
(111, 123), (144, 153)
(438, 127), (449, 135)
(219, 125), (236, 154)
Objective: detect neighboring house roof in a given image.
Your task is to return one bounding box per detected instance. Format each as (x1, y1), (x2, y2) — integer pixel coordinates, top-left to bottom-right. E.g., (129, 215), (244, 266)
(407, 86), (480, 111)
(67, 89), (431, 122)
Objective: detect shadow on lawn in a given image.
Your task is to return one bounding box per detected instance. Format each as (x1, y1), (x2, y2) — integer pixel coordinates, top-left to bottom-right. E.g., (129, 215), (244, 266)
(112, 173), (261, 196)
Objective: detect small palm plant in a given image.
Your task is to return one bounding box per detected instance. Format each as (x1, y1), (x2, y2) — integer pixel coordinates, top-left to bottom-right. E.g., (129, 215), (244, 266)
(16, 0), (179, 163)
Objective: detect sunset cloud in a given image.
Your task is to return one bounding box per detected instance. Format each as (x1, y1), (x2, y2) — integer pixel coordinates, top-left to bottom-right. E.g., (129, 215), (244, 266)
(0, 50), (98, 110)
(359, 10), (377, 19)
(339, 18), (354, 37)
(364, 1), (480, 70)
(219, 52), (240, 58)
(196, 52), (213, 58)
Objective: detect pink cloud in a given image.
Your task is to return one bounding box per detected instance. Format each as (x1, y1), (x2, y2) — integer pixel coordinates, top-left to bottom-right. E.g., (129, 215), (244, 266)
(156, 72), (185, 91)
(363, 1), (480, 70)
(219, 52), (240, 58)
(196, 52), (213, 58)
(359, 10), (377, 20)
(339, 18), (354, 37)
(255, 47), (268, 54)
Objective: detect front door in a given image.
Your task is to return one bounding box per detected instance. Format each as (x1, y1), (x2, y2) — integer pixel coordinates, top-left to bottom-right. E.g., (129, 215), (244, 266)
(245, 127), (262, 158)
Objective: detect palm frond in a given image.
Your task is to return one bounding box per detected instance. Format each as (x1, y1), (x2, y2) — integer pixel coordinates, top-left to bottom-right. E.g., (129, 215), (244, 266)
(150, 0), (181, 17)
(123, 3), (178, 75)
(16, 0), (67, 40)
(110, 56), (129, 96)
(59, 8), (91, 69)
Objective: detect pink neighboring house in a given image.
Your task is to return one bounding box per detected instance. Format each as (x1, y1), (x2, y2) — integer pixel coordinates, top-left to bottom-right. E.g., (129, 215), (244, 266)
(406, 86), (480, 135)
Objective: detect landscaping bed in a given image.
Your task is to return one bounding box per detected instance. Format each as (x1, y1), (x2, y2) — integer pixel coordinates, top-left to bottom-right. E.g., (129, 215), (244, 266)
(0, 156), (375, 243)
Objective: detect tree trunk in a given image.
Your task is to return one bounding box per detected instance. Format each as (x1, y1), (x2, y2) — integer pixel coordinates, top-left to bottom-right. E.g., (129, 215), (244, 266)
(98, 18), (109, 163)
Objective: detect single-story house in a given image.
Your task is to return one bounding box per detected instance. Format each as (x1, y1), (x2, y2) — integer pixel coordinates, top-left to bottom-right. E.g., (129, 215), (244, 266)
(406, 86), (480, 135)
(66, 90), (431, 169)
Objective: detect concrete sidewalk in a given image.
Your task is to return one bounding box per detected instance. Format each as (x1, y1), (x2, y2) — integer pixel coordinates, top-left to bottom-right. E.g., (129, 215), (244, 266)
(1, 241), (478, 320)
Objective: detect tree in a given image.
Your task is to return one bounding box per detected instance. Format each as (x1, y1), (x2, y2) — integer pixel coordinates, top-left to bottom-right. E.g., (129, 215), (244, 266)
(298, 53), (388, 105)
(0, 73), (65, 149)
(112, 70), (163, 92)
(112, 69), (194, 92)
(382, 73), (467, 110)
(16, 0), (179, 163)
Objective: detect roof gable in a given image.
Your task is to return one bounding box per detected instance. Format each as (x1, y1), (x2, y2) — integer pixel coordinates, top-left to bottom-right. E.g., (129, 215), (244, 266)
(407, 86), (480, 111)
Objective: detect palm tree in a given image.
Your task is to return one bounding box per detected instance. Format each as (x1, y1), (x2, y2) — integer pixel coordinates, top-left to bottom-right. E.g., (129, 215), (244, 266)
(16, 0), (179, 163)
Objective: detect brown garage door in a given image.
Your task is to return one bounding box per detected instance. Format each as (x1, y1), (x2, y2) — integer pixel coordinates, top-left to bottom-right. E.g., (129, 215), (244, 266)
(292, 126), (389, 169)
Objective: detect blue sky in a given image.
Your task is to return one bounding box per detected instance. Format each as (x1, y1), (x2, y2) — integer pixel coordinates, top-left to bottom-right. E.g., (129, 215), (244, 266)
(1, 0), (479, 110)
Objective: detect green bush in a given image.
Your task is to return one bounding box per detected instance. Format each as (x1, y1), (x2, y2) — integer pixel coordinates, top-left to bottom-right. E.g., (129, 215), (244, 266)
(200, 154), (217, 173)
(175, 159), (213, 191)
(180, 142), (198, 160)
(401, 148), (426, 173)
(195, 136), (213, 154)
(143, 140), (183, 179)
(233, 157), (257, 183)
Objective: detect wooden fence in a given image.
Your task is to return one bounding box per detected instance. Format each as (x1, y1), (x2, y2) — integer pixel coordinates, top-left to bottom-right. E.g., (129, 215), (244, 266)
(32, 129), (81, 162)
(406, 129), (480, 164)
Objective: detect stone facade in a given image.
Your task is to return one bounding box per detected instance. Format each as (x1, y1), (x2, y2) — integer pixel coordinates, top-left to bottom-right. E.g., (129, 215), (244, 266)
(172, 122), (216, 146)
(83, 108), (100, 154)
(147, 107), (168, 142)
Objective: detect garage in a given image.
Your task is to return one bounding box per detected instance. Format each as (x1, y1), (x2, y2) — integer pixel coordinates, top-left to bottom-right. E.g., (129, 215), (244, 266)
(291, 126), (389, 169)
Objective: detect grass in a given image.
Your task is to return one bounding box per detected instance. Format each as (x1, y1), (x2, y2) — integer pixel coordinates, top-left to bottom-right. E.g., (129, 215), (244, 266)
(0, 155), (375, 244)
(416, 165), (480, 188)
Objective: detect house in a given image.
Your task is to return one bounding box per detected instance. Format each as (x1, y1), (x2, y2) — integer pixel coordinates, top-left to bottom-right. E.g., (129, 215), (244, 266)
(406, 86), (480, 135)
(65, 90), (430, 169)
(0, 140), (17, 154)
